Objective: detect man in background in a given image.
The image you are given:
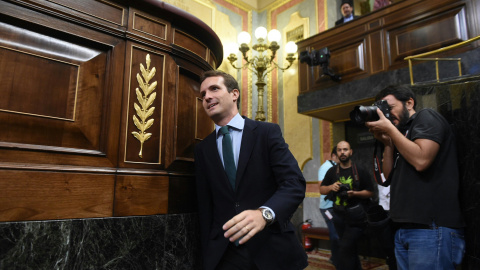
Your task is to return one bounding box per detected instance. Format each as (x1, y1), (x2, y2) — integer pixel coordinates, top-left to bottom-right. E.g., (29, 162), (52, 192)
(335, 1), (359, 26)
(320, 141), (374, 270)
(318, 146), (340, 267)
(195, 70), (308, 270)
(366, 85), (465, 269)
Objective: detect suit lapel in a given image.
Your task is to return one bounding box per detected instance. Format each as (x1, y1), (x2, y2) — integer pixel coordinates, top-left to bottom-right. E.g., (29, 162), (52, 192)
(236, 118), (257, 189)
(204, 130), (235, 192)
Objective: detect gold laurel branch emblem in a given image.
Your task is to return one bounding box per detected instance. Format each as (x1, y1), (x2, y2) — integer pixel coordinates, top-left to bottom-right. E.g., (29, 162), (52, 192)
(132, 54), (157, 158)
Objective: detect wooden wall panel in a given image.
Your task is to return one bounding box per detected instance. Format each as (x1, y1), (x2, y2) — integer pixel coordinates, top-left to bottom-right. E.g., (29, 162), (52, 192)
(0, 19), (119, 165)
(126, 8), (173, 48)
(302, 40), (367, 91)
(298, 53), (315, 94)
(0, 0), (222, 222)
(168, 176), (197, 213)
(47, 0), (125, 25)
(114, 175), (169, 216)
(368, 19), (383, 30)
(196, 97), (214, 140)
(209, 51), (217, 69)
(0, 48), (78, 120)
(174, 30), (208, 60)
(0, 170), (114, 222)
(388, 6), (467, 65)
(123, 46), (165, 165)
(330, 42), (366, 78)
(132, 13), (168, 41)
(175, 68), (213, 161)
(368, 31), (385, 74)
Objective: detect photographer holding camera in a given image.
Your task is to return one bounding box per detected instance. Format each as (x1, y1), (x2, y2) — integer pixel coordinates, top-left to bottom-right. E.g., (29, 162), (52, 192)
(320, 141), (374, 270)
(364, 85), (465, 269)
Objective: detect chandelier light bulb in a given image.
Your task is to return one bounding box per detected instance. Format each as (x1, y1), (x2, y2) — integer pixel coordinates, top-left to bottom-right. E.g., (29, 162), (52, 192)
(285, 41), (298, 54)
(267, 29), (281, 43)
(225, 42), (239, 56)
(254, 27), (268, 40)
(237, 31), (251, 44)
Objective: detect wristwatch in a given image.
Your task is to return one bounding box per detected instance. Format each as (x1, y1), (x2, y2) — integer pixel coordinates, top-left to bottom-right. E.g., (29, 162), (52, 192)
(259, 208), (274, 225)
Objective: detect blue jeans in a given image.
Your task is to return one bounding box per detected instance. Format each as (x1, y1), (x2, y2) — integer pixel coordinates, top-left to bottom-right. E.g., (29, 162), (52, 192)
(320, 208), (340, 267)
(395, 224), (465, 270)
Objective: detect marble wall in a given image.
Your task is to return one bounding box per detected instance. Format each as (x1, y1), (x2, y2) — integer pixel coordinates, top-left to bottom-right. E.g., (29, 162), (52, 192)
(0, 214), (202, 269)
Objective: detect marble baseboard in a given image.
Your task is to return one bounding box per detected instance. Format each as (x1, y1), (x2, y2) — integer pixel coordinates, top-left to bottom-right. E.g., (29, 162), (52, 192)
(0, 214), (201, 269)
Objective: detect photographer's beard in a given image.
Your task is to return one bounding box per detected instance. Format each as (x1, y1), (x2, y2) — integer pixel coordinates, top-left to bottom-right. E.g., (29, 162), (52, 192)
(339, 154), (351, 166)
(394, 105), (410, 134)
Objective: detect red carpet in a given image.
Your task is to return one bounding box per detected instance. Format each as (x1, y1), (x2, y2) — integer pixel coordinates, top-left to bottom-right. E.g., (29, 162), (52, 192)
(306, 249), (388, 270)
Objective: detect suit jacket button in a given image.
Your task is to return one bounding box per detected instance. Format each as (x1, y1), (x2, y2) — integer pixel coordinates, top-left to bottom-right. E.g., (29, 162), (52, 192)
(235, 202), (240, 208)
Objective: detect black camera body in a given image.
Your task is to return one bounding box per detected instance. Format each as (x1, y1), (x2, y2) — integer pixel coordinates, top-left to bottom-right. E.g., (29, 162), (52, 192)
(349, 99), (391, 125)
(337, 183), (351, 200)
(299, 47), (341, 82)
(326, 183), (350, 203)
(299, 47), (330, 67)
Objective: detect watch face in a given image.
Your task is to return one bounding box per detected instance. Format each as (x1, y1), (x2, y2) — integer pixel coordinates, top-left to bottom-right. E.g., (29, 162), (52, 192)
(263, 209), (273, 220)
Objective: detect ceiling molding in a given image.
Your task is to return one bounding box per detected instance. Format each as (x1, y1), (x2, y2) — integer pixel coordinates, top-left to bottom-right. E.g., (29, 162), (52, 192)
(220, 0), (294, 13)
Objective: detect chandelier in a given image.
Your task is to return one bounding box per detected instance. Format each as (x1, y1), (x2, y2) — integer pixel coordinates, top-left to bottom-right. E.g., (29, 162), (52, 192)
(227, 27), (298, 121)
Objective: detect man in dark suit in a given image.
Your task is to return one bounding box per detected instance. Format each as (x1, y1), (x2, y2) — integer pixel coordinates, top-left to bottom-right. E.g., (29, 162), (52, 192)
(195, 70), (308, 270)
(335, 1), (359, 26)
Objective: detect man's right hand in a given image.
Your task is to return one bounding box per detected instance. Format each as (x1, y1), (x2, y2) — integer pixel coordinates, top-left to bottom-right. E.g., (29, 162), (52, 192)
(366, 108), (394, 147)
(330, 182), (341, 192)
(222, 209), (266, 245)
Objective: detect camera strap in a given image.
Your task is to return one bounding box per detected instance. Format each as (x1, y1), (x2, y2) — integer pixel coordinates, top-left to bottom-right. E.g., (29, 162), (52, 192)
(373, 124), (411, 186)
(373, 140), (397, 187)
(336, 163), (359, 185)
(373, 140), (386, 185)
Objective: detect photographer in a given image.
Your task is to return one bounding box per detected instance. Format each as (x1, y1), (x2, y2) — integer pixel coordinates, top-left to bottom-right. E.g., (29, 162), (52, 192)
(320, 141), (374, 270)
(365, 85), (465, 269)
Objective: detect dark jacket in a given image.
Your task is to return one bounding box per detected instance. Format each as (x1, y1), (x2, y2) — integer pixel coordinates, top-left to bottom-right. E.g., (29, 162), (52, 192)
(194, 117), (308, 270)
(335, 15), (360, 26)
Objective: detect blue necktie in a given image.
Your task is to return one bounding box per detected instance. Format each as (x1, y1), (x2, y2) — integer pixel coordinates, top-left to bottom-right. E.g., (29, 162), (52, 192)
(219, 126), (236, 190)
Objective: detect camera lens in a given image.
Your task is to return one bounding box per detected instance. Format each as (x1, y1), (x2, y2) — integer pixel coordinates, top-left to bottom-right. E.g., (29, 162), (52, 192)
(349, 105), (380, 124)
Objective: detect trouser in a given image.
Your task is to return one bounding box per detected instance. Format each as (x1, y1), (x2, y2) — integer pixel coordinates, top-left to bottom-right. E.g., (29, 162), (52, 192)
(366, 218), (397, 270)
(394, 222), (465, 270)
(378, 222), (397, 269)
(216, 242), (259, 270)
(320, 208), (340, 267)
(333, 211), (364, 270)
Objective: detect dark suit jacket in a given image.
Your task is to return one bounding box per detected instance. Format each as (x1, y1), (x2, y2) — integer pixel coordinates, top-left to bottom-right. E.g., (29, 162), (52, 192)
(194, 117), (308, 270)
(335, 15), (360, 26)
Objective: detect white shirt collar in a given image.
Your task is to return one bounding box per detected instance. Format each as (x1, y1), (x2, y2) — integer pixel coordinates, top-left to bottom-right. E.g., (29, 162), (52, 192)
(344, 14), (354, 22)
(215, 113), (244, 136)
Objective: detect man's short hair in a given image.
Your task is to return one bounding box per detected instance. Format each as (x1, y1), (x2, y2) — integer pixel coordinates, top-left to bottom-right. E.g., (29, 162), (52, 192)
(200, 70), (240, 109)
(340, 0), (353, 8)
(331, 146), (337, 157)
(375, 85), (417, 110)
